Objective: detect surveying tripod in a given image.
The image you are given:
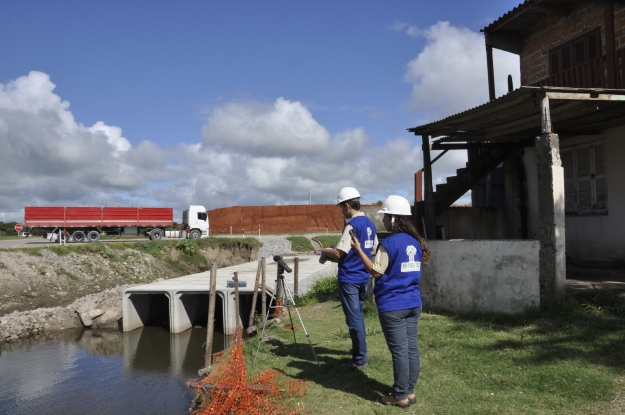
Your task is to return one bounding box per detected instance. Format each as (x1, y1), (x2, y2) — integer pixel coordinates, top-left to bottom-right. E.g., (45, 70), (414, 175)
(253, 256), (320, 367)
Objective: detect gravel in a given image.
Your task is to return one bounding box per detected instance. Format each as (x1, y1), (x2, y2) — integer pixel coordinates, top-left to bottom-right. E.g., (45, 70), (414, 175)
(256, 238), (293, 260)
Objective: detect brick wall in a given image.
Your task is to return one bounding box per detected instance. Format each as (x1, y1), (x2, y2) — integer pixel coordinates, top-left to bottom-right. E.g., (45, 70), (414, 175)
(520, 2), (603, 85)
(615, 3), (625, 49)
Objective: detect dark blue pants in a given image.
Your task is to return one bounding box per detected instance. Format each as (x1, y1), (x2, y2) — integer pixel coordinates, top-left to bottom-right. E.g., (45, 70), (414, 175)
(338, 281), (368, 366)
(378, 306), (422, 399)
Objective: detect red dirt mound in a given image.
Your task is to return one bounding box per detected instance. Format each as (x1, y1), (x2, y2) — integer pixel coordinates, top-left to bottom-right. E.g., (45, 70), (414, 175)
(208, 204), (344, 234)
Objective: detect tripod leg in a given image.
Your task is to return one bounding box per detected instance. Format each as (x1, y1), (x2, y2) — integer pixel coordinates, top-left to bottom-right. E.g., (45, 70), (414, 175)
(282, 280), (321, 367)
(280, 277), (297, 344)
(253, 278), (279, 368)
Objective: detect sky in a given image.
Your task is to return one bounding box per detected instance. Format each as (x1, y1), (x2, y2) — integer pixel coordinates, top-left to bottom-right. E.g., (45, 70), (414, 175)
(0, 0), (522, 222)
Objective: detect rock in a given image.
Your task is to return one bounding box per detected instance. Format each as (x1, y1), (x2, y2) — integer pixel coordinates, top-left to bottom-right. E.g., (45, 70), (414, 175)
(78, 309), (104, 327)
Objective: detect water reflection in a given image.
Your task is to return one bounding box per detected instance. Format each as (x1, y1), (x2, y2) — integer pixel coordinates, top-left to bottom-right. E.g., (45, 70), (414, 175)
(0, 327), (230, 415)
(124, 326), (230, 375)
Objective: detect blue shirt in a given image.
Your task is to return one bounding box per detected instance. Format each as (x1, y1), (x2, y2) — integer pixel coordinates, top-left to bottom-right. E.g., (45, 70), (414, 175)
(337, 215), (376, 284)
(374, 232), (422, 312)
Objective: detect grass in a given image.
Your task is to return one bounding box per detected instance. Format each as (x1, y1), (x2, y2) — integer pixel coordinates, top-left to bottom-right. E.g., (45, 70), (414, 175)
(57, 267), (79, 281)
(312, 234), (342, 248)
(287, 236), (314, 252)
(241, 282), (625, 414)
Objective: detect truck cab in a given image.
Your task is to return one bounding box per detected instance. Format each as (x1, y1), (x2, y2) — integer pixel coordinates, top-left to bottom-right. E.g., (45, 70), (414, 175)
(183, 205), (209, 238)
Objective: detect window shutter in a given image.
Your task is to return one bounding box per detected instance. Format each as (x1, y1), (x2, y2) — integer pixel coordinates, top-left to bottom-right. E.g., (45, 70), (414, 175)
(550, 51), (560, 75)
(587, 32), (599, 59)
(561, 149), (577, 213)
(593, 144), (607, 213)
(577, 145), (593, 214)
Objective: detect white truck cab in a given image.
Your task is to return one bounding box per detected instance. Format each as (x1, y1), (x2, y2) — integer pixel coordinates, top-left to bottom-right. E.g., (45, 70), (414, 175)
(183, 205), (209, 238)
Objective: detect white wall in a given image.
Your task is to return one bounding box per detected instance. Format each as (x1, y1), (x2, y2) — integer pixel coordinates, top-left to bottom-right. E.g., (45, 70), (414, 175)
(564, 126), (625, 263)
(422, 240), (540, 314)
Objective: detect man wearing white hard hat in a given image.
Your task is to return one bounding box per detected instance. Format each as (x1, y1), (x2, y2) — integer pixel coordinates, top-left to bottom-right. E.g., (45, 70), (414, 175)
(320, 186), (378, 369)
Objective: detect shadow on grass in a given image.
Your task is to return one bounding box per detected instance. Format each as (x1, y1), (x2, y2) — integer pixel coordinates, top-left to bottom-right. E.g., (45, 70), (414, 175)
(433, 291), (625, 371)
(258, 341), (390, 402)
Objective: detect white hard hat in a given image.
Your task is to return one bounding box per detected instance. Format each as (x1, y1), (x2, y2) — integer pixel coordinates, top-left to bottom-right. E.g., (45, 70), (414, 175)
(378, 195), (412, 216)
(336, 187), (360, 205)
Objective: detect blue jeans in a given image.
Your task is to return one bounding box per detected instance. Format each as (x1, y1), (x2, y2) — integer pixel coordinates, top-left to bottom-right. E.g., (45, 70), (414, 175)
(338, 281), (368, 365)
(378, 306), (422, 400)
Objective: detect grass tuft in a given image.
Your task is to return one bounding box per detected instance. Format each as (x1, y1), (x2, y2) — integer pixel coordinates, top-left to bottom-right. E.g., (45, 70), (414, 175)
(286, 236), (314, 252)
(312, 235), (341, 248)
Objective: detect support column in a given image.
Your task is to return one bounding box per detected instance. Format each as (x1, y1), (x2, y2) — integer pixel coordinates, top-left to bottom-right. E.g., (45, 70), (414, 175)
(422, 135), (436, 240)
(486, 38), (496, 101)
(536, 94), (566, 303)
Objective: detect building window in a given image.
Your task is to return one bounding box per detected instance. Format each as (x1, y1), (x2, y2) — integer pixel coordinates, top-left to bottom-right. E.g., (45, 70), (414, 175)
(549, 27), (601, 76)
(561, 142), (607, 215)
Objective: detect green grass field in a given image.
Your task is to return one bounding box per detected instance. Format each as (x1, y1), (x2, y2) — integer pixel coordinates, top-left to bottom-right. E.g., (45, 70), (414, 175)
(242, 279), (625, 414)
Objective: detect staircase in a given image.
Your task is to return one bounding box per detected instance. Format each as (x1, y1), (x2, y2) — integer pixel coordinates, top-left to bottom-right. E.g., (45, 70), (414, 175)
(433, 147), (520, 216)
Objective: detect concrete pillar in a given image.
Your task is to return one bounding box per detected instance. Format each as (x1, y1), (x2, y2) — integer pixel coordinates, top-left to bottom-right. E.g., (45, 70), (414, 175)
(535, 131), (566, 303)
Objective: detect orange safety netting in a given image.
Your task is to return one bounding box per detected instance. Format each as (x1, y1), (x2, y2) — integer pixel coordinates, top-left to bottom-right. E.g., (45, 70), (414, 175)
(187, 325), (308, 415)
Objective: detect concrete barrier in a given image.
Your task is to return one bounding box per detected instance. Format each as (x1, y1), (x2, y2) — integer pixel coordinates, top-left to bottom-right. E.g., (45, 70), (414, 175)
(422, 240), (540, 314)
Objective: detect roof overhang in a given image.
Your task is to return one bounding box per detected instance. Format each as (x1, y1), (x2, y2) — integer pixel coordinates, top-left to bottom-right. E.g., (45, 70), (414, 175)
(482, 0), (573, 54)
(408, 86), (625, 146)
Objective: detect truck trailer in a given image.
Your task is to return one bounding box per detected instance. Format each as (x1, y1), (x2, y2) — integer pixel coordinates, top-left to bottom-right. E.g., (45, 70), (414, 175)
(24, 205), (209, 243)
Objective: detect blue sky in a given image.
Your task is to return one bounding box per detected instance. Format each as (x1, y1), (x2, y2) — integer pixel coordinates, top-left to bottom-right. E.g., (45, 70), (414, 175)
(0, 1), (522, 221)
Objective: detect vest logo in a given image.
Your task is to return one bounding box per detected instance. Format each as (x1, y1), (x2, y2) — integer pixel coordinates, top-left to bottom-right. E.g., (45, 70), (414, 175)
(364, 227), (373, 249)
(401, 245), (421, 272)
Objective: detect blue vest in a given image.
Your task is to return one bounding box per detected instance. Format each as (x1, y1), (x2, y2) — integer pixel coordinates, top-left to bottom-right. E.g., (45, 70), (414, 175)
(338, 215), (376, 284)
(374, 232), (422, 312)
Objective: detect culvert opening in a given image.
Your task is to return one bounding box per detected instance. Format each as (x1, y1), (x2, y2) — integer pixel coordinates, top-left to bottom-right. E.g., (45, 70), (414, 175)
(179, 293), (225, 332)
(128, 293), (170, 330)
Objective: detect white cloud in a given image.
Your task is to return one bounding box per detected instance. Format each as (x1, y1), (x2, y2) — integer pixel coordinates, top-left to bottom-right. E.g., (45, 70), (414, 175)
(401, 21), (521, 205)
(201, 97), (331, 157)
(0, 72), (425, 222)
(404, 21), (520, 120)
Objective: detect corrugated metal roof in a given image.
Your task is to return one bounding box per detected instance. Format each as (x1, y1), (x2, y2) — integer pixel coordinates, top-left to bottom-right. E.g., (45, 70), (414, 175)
(482, 0), (573, 34)
(408, 86), (625, 142)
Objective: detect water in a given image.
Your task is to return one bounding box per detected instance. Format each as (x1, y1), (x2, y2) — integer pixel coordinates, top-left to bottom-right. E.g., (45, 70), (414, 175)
(0, 327), (230, 415)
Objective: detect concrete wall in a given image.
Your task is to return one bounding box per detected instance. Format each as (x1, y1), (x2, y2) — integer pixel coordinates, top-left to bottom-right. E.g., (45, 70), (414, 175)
(435, 207), (508, 239)
(422, 240), (540, 314)
(564, 125), (625, 264)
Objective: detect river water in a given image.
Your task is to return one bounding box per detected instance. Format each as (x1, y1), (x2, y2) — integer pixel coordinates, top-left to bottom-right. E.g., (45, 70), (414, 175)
(0, 327), (229, 415)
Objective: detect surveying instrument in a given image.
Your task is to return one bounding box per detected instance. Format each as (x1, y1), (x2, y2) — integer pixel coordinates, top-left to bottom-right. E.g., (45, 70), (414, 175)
(253, 255), (320, 367)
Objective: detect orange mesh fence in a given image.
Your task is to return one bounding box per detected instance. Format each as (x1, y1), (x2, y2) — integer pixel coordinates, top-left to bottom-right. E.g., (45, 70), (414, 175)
(212, 350), (225, 364)
(187, 325), (308, 415)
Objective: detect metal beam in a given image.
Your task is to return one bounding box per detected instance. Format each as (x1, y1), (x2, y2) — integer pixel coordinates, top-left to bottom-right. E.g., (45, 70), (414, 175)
(546, 92), (625, 101)
(432, 142), (532, 150)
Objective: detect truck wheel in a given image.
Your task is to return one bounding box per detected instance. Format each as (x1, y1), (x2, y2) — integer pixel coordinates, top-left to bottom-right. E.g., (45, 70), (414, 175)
(72, 231), (85, 243)
(189, 230), (201, 239)
(150, 229), (163, 240)
(87, 230), (100, 243)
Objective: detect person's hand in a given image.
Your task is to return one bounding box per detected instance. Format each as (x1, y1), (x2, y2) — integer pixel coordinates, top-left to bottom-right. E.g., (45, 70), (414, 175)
(350, 236), (361, 251)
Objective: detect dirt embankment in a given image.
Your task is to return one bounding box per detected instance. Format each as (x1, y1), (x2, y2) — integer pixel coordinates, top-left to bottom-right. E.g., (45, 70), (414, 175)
(0, 239), (259, 317)
(208, 204), (345, 234)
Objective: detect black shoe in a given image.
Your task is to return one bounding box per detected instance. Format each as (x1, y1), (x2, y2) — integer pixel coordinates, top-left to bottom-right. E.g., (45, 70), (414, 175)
(380, 393), (411, 408)
(340, 361), (369, 369)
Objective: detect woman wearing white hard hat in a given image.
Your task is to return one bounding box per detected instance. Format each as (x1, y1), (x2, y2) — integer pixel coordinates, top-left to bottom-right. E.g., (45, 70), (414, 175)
(350, 195), (431, 408)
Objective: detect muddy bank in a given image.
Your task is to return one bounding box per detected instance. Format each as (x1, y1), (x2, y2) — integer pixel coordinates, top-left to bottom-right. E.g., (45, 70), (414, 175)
(1, 286), (126, 343)
(0, 238), (260, 317)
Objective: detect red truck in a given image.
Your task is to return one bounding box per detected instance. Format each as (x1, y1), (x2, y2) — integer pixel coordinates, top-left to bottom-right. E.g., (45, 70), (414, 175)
(24, 205), (209, 242)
